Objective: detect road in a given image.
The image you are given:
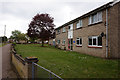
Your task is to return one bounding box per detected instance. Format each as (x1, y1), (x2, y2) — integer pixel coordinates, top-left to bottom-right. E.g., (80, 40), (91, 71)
(1, 44), (18, 79)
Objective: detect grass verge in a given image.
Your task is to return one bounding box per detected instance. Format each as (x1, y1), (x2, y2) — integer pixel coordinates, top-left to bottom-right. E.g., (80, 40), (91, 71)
(15, 44), (119, 78)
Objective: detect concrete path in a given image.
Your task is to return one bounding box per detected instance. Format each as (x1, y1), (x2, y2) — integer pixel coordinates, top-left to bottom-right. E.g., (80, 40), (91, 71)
(1, 44), (18, 79)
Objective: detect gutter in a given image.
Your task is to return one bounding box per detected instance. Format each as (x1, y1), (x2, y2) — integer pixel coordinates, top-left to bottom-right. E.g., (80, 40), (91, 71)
(106, 9), (108, 58)
(105, 0), (118, 58)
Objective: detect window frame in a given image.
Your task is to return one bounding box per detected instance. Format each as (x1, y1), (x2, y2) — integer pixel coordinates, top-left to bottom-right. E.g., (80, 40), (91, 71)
(62, 40), (65, 45)
(88, 11), (102, 25)
(57, 40), (60, 44)
(62, 27), (66, 32)
(76, 38), (82, 46)
(57, 29), (60, 34)
(76, 20), (82, 29)
(68, 24), (73, 30)
(88, 36), (102, 47)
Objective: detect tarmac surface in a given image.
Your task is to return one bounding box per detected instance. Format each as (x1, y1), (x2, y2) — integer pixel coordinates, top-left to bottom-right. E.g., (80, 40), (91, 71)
(1, 44), (18, 79)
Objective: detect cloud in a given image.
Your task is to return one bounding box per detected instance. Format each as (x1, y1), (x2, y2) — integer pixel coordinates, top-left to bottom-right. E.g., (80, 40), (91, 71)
(0, 0), (113, 38)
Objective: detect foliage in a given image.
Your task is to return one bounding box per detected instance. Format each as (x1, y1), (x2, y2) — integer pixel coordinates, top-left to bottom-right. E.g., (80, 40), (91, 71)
(27, 13), (55, 46)
(18, 33), (28, 41)
(10, 30), (21, 42)
(0, 36), (7, 43)
(10, 30), (28, 42)
(15, 44), (119, 78)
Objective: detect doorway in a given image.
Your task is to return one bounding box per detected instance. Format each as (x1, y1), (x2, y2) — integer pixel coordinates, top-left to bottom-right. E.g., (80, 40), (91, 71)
(68, 39), (73, 50)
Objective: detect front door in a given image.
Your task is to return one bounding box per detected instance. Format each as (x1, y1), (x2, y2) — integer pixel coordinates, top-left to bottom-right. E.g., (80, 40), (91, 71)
(68, 39), (73, 50)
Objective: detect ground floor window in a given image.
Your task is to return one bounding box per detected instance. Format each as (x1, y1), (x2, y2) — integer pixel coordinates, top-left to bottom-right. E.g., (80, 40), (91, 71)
(62, 40), (65, 45)
(76, 38), (82, 46)
(57, 40), (60, 44)
(88, 36), (102, 47)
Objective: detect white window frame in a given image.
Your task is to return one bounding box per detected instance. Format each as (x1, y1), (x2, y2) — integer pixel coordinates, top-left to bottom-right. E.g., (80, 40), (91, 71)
(98, 12), (102, 22)
(89, 16), (92, 25)
(62, 40), (65, 45)
(88, 11), (102, 25)
(76, 20), (82, 28)
(57, 40), (60, 44)
(62, 27), (66, 32)
(57, 29), (60, 34)
(76, 38), (82, 46)
(68, 24), (73, 30)
(88, 36), (102, 47)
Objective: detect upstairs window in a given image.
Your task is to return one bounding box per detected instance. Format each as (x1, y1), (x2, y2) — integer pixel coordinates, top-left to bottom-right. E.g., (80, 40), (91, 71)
(62, 27), (66, 32)
(88, 36), (102, 47)
(68, 24), (73, 30)
(76, 38), (82, 46)
(89, 11), (102, 25)
(76, 20), (82, 28)
(57, 29), (60, 34)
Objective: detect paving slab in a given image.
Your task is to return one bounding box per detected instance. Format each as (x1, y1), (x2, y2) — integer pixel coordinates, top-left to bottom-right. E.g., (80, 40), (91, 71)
(1, 44), (18, 79)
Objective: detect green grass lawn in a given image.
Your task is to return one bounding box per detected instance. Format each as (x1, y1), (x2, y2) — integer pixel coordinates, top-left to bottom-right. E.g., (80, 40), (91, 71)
(15, 44), (119, 78)
(0, 43), (6, 47)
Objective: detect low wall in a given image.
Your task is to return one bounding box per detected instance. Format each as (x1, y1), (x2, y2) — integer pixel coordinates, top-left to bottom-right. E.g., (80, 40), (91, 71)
(12, 53), (28, 79)
(11, 45), (36, 79)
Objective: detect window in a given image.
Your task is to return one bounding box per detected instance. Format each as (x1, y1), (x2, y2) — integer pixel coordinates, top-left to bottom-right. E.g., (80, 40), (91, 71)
(57, 29), (60, 34)
(89, 11), (102, 25)
(88, 36), (102, 47)
(89, 37), (92, 45)
(62, 40), (65, 45)
(98, 12), (102, 21)
(76, 38), (82, 46)
(76, 20), (82, 28)
(98, 36), (102, 46)
(68, 24), (73, 30)
(57, 40), (60, 44)
(89, 16), (92, 24)
(62, 27), (66, 32)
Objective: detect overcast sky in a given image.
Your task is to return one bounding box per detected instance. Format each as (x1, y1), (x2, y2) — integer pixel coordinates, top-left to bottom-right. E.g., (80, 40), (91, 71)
(0, 0), (113, 38)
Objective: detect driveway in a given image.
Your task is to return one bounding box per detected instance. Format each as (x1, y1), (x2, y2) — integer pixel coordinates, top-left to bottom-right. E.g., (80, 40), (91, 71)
(1, 44), (17, 79)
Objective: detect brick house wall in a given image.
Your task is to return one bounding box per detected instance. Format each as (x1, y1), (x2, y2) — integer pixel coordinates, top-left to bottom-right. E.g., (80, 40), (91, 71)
(108, 2), (120, 58)
(55, 26), (68, 50)
(119, 2), (120, 58)
(73, 10), (106, 58)
(55, 1), (120, 58)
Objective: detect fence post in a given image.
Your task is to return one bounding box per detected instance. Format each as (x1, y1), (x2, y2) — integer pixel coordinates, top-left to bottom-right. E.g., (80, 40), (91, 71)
(32, 62), (34, 79)
(25, 57), (39, 80)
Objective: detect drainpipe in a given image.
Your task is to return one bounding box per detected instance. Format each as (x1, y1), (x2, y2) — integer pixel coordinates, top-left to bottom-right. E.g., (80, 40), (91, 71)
(106, 9), (108, 58)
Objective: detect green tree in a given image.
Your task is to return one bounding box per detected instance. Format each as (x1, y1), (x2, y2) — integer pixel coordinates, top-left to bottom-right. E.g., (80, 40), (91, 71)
(0, 36), (7, 43)
(18, 33), (27, 41)
(10, 30), (29, 43)
(10, 30), (21, 42)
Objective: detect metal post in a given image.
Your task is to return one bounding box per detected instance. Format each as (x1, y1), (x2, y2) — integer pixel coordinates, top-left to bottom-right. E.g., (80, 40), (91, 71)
(32, 62), (34, 80)
(70, 36), (71, 51)
(4, 25), (6, 43)
(49, 72), (52, 80)
(106, 9), (108, 58)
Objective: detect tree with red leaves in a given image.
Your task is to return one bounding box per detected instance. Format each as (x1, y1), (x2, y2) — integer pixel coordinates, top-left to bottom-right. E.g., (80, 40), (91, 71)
(27, 13), (55, 46)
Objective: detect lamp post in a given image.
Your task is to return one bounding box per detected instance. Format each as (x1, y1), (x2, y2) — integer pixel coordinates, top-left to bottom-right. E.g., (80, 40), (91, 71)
(4, 25), (6, 43)
(70, 36), (71, 51)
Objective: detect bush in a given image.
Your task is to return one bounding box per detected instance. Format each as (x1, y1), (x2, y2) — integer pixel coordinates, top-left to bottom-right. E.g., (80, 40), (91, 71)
(12, 42), (16, 46)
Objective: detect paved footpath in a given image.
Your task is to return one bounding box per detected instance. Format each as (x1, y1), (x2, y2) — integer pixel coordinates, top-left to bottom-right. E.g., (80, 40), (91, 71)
(1, 44), (18, 79)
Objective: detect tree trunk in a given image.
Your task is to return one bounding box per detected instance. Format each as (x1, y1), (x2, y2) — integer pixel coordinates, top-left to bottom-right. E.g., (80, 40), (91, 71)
(42, 40), (44, 47)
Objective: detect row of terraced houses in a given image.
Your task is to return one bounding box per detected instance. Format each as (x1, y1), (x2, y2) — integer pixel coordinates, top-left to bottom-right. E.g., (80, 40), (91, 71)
(49, 0), (120, 59)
